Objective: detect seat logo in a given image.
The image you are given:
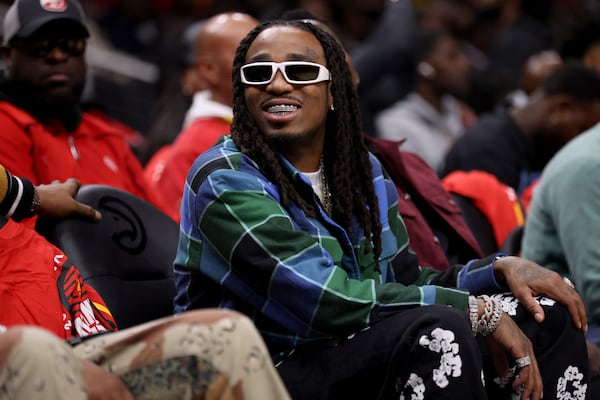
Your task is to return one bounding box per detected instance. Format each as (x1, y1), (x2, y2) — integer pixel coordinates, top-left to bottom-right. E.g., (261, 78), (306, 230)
(98, 196), (147, 254)
(41, 0), (68, 12)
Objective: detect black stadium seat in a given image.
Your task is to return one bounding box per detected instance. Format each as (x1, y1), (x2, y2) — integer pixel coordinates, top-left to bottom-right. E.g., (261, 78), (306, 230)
(40, 185), (179, 329)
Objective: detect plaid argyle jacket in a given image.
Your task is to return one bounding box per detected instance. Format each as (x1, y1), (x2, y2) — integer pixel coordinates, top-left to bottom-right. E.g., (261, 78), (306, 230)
(173, 136), (502, 350)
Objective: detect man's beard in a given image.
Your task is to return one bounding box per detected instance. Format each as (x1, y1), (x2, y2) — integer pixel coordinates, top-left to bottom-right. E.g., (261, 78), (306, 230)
(9, 75), (84, 118)
(264, 131), (307, 149)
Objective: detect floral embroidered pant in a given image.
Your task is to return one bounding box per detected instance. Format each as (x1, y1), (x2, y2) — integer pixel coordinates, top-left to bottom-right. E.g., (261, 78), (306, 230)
(0, 309), (290, 400)
(277, 304), (487, 399)
(482, 293), (589, 400)
(276, 295), (589, 400)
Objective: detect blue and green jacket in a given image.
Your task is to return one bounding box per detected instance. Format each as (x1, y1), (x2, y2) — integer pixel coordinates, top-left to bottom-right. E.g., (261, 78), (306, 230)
(173, 136), (502, 353)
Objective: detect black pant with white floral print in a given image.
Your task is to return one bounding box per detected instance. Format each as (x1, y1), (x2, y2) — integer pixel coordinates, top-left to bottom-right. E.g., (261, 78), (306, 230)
(277, 305), (486, 399)
(481, 293), (589, 400)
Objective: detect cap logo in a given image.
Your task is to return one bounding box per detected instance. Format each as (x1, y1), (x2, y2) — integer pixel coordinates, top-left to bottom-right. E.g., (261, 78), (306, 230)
(40, 0), (68, 12)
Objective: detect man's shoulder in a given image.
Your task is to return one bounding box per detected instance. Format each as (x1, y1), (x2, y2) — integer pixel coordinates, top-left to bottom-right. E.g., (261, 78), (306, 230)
(173, 118), (230, 154)
(0, 100), (36, 125)
(448, 108), (517, 156)
(462, 108), (514, 138)
(184, 138), (268, 196)
(557, 123), (600, 159)
(541, 125), (600, 183)
(188, 137), (243, 176)
(366, 151), (386, 177)
(376, 94), (427, 123)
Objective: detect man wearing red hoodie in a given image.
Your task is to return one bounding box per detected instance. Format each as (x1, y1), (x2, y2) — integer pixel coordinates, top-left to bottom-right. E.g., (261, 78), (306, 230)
(0, 0), (159, 224)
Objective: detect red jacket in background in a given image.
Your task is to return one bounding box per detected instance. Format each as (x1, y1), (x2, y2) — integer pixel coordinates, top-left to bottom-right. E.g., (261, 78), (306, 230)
(0, 102), (160, 222)
(365, 136), (483, 271)
(145, 117), (231, 222)
(442, 170), (525, 249)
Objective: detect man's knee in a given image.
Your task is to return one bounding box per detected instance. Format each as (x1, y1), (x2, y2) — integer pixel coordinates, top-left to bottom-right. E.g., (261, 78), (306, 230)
(0, 326), (63, 358)
(175, 308), (247, 325)
(541, 301), (577, 331)
(0, 328), (25, 364)
(4, 326), (72, 366)
(0, 327), (86, 399)
(536, 301), (587, 353)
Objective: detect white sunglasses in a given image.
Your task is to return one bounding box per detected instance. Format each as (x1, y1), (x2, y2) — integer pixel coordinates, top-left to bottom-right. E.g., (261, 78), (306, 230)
(241, 61), (331, 85)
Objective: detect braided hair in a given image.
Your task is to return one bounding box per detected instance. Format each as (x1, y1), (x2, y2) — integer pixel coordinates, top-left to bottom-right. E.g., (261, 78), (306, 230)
(230, 20), (382, 267)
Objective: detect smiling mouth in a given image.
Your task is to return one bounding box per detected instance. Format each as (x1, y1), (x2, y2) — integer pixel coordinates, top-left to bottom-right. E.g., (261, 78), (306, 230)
(44, 72), (70, 82)
(267, 104), (298, 115)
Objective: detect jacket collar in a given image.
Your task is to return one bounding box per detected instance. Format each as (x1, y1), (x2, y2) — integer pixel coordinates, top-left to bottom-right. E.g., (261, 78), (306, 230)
(183, 90), (233, 129)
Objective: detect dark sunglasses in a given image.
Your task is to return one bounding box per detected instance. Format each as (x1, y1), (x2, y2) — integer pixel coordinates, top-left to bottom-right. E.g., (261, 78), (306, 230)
(11, 36), (86, 58)
(241, 61), (331, 85)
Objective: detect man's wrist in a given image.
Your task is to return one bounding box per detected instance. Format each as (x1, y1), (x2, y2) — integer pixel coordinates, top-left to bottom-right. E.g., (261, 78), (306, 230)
(29, 187), (40, 215)
(469, 295), (503, 336)
(468, 295), (479, 335)
(492, 253), (509, 286)
(459, 254), (505, 294)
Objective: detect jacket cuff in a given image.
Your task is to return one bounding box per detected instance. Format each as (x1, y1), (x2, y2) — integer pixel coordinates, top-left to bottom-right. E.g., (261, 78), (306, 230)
(457, 253), (506, 294)
(10, 177), (36, 221)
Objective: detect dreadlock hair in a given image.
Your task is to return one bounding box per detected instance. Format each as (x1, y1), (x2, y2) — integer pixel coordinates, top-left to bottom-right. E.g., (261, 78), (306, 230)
(230, 19), (382, 268)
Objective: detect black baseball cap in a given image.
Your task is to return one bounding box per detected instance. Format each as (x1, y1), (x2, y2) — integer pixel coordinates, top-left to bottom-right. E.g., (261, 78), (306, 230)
(3, 0), (89, 45)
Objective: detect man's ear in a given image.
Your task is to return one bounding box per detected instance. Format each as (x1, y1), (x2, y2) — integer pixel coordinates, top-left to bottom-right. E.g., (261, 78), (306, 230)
(180, 67), (203, 96)
(196, 57), (219, 86)
(194, 57), (214, 85)
(328, 83), (334, 111)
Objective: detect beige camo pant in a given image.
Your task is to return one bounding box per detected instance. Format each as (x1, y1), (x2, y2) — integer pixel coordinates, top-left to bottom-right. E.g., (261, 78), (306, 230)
(0, 309), (290, 400)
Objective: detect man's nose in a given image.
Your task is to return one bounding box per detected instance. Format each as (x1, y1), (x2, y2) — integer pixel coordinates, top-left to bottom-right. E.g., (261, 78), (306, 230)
(44, 45), (70, 62)
(266, 69), (293, 93)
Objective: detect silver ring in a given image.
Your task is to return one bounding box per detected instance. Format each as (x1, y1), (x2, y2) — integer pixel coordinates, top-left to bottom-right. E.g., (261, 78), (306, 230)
(515, 356), (531, 368)
(564, 277), (575, 289)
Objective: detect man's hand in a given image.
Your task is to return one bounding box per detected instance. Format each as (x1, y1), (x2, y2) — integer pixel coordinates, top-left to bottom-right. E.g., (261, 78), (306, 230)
(486, 313), (543, 400)
(494, 256), (587, 332)
(81, 360), (134, 400)
(36, 179), (101, 221)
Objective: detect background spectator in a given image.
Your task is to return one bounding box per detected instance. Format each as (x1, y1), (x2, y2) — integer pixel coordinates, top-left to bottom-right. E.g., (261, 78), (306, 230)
(521, 116), (600, 350)
(375, 28), (474, 171)
(0, 0), (160, 212)
(145, 12), (258, 221)
(440, 63), (600, 193)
